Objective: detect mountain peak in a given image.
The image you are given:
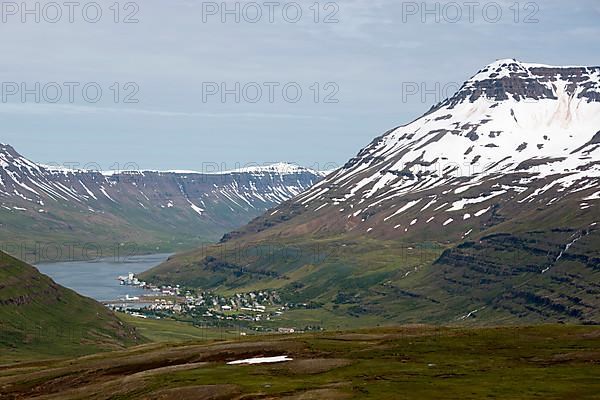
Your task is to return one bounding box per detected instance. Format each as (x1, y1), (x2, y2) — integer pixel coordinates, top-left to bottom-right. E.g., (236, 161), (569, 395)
(261, 58), (600, 245)
(442, 59), (600, 108)
(222, 162), (324, 176)
(470, 59), (600, 82)
(470, 59), (529, 81)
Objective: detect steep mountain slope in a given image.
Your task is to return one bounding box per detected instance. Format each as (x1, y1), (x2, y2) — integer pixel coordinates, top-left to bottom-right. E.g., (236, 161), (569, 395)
(0, 250), (142, 360)
(145, 60), (600, 325)
(0, 144), (323, 262)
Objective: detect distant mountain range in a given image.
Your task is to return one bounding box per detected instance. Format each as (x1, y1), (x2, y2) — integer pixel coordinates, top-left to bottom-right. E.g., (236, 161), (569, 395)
(0, 144), (325, 262)
(143, 60), (600, 325)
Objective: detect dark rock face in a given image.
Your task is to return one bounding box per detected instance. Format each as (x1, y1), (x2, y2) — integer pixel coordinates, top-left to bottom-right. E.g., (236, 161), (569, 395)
(441, 60), (600, 108)
(590, 131), (600, 145)
(516, 143), (528, 152)
(434, 228), (600, 323)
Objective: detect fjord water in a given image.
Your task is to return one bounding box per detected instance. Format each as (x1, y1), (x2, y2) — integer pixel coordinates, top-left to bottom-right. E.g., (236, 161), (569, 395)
(36, 253), (171, 301)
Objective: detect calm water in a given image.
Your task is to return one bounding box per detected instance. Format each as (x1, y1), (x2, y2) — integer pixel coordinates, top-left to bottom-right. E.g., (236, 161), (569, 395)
(36, 253), (171, 301)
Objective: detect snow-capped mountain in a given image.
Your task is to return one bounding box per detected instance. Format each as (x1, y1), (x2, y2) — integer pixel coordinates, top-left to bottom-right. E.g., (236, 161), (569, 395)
(0, 144), (322, 211)
(0, 143), (324, 259)
(143, 60), (600, 324)
(217, 162), (323, 176)
(233, 59), (600, 241)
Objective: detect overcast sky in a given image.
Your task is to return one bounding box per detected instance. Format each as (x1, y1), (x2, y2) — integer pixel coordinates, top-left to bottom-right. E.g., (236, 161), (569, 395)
(1, 0), (599, 172)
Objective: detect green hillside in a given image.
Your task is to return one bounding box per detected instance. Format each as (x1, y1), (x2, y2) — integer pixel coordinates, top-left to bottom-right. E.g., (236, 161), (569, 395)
(0, 251), (144, 362)
(141, 199), (600, 327)
(1, 325), (599, 399)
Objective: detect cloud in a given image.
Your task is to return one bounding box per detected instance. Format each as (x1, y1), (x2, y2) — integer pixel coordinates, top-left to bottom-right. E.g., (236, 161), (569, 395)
(0, 103), (337, 121)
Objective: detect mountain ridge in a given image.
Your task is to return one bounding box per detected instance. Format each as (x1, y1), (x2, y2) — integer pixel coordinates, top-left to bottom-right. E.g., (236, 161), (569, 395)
(0, 144), (324, 262)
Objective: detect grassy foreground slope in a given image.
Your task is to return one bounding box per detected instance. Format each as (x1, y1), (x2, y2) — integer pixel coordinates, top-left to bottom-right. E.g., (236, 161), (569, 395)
(0, 251), (144, 362)
(0, 325), (598, 399)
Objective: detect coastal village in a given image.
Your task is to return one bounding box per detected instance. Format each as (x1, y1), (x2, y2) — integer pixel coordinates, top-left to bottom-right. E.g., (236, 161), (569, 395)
(109, 273), (319, 334)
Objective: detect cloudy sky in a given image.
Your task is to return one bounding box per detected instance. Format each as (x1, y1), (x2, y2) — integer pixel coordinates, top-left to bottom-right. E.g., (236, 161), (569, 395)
(1, 0), (599, 172)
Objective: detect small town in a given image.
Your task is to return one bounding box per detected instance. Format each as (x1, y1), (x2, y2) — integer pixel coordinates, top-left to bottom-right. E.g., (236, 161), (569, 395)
(110, 272), (319, 334)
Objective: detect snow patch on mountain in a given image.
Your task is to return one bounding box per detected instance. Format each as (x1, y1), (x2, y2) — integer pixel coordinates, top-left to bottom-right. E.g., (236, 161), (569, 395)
(0, 145), (323, 223)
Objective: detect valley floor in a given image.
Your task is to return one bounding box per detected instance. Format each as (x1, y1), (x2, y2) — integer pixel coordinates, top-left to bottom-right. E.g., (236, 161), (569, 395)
(0, 324), (598, 399)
